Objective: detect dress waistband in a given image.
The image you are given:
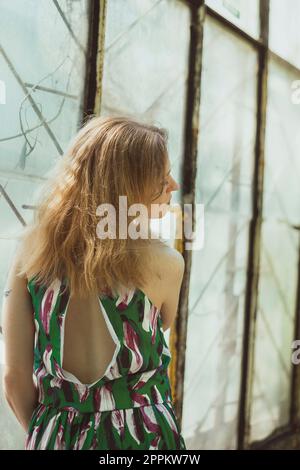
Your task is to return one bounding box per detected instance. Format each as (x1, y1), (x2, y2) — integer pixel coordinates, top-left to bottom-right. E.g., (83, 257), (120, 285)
(37, 369), (173, 413)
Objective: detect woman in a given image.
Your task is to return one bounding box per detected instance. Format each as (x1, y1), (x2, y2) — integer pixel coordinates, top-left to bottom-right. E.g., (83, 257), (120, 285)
(2, 115), (186, 450)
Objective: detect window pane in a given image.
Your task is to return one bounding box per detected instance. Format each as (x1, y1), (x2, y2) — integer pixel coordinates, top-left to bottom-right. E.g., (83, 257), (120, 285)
(181, 16), (257, 449)
(249, 58), (300, 442)
(101, 0), (190, 205)
(0, 0), (89, 177)
(250, 222), (299, 442)
(205, 0), (260, 38)
(263, 61), (300, 227)
(269, 0), (300, 69)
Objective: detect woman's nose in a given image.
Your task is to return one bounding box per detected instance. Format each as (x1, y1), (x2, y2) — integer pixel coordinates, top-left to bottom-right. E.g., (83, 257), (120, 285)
(171, 178), (180, 191)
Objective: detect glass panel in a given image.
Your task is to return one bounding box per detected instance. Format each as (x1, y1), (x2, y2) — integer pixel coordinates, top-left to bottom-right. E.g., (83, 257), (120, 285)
(263, 61), (300, 227)
(269, 0), (300, 69)
(0, 177), (40, 237)
(101, 0), (190, 205)
(205, 0), (260, 38)
(0, 0), (89, 177)
(249, 58), (300, 442)
(250, 222), (299, 441)
(0, 0), (89, 450)
(181, 16), (257, 449)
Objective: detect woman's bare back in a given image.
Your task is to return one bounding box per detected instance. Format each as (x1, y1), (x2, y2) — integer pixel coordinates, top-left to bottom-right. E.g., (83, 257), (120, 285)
(61, 241), (184, 385)
(62, 294), (118, 385)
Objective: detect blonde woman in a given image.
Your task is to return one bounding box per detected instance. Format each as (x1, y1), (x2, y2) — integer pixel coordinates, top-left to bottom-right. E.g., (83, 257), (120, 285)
(2, 115), (186, 450)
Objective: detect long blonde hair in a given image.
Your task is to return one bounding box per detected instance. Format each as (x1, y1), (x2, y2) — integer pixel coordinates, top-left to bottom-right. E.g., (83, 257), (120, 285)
(17, 115), (169, 297)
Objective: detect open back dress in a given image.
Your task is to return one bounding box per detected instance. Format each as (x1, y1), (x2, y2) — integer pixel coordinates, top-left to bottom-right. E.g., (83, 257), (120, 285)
(24, 275), (187, 450)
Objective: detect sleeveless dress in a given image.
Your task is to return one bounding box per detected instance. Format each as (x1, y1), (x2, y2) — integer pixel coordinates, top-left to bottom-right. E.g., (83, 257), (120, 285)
(24, 275), (187, 450)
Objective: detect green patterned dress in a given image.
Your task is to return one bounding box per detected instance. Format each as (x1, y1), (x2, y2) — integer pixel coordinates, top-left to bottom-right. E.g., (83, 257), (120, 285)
(25, 275), (186, 450)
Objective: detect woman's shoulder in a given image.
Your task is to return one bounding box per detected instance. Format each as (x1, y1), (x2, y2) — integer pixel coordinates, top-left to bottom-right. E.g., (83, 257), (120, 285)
(9, 243), (30, 284)
(147, 239), (185, 277)
(138, 240), (185, 310)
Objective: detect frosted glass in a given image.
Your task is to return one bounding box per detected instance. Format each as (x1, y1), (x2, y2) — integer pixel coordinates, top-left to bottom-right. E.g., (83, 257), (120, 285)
(250, 222), (299, 441)
(269, 0), (300, 69)
(101, 0), (190, 205)
(262, 61), (300, 227)
(0, 0), (89, 177)
(249, 58), (300, 442)
(205, 0), (260, 38)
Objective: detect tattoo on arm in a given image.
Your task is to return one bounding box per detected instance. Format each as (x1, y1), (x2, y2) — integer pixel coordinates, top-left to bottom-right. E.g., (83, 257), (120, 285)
(3, 288), (12, 297)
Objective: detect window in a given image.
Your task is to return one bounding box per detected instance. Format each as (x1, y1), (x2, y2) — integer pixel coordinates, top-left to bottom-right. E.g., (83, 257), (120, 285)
(182, 16), (257, 449)
(1, 0), (300, 451)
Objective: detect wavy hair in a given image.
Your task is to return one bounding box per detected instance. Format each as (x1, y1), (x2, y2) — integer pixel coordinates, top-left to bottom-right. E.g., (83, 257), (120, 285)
(17, 115), (169, 297)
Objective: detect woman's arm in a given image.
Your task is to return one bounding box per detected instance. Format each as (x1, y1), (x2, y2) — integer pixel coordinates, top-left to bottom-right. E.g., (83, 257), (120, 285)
(159, 247), (185, 332)
(1, 249), (38, 433)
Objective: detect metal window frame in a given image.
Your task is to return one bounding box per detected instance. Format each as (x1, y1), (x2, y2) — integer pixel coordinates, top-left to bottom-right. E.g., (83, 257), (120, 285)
(81, 0), (107, 121)
(169, 0), (206, 429)
(237, 0), (270, 450)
